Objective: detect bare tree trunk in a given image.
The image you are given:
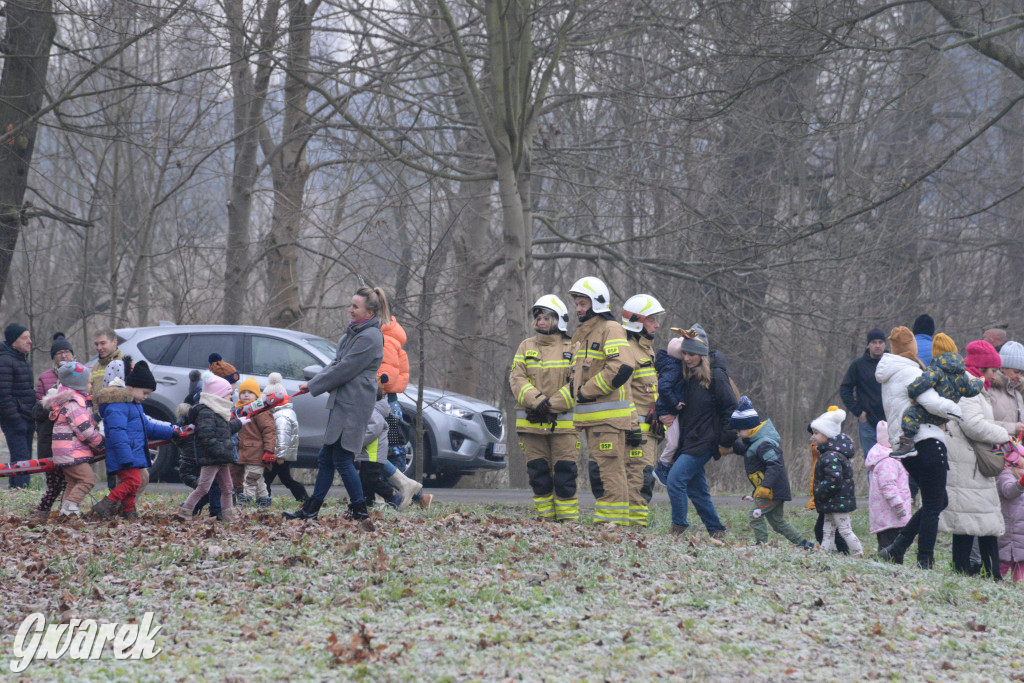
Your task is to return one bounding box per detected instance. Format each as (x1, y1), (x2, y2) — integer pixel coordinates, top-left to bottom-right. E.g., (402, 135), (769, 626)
(0, 0), (56, 305)
(222, 0), (280, 324)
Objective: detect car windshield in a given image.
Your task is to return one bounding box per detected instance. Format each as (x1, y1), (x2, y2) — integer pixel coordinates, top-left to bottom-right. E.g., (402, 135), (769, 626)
(303, 337), (337, 360)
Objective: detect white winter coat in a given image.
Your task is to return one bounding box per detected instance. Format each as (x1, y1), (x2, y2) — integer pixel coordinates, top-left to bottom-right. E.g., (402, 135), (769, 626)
(272, 404), (300, 462)
(875, 353), (960, 446)
(939, 391), (1008, 537)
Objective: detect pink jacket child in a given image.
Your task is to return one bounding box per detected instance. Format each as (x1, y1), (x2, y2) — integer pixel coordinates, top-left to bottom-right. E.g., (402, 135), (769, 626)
(49, 362), (105, 516)
(865, 420), (913, 547)
(996, 466), (1024, 582)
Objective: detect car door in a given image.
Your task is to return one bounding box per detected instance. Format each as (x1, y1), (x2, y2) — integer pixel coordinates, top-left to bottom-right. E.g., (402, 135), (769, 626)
(246, 334), (329, 457)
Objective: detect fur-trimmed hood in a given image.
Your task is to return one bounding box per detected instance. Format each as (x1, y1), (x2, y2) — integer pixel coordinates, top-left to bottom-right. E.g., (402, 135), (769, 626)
(176, 402), (192, 420)
(95, 385), (136, 408)
(42, 386), (75, 410)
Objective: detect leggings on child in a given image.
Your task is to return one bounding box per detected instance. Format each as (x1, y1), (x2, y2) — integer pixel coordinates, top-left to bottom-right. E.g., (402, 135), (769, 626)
(821, 512), (863, 555)
(182, 465), (234, 513)
(106, 467), (143, 512)
(36, 469), (66, 512)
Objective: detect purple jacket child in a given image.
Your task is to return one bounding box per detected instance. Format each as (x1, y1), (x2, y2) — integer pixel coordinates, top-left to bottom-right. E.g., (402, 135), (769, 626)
(996, 467), (1024, 572)
(865, 420), (913, 534)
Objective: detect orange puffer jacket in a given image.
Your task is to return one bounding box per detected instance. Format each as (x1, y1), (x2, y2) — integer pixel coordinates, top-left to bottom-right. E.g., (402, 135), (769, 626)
(379, 316), (410, 394)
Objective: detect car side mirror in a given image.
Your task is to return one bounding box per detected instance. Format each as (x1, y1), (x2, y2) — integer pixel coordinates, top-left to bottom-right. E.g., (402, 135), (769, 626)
(303, 364), (323, 380)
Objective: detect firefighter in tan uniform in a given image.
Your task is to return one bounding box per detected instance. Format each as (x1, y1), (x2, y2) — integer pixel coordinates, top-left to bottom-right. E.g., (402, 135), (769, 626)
(621, 294), (665, 526)
(509, 295), (581, 521)
(548, 277), (637, 526)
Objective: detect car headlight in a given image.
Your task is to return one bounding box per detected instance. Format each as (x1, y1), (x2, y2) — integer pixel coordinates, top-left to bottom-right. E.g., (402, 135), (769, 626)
(436, 401), (474, 420)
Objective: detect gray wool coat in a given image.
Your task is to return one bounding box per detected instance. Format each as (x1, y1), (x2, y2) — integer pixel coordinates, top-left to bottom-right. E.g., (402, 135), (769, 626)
(307, 318), (384, 453)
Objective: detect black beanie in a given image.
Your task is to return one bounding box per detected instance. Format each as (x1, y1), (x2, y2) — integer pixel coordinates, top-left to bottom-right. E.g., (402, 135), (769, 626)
(125, 360), (157, 390)
(4, 323), (28, 347)
(866, 327), (886, 343)
(49, 332), (73, 358)
(912, 314), (935, 337)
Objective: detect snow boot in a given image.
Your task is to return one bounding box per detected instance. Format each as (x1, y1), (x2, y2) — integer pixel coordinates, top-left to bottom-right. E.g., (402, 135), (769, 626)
(889, 436), (917, 459)
(90, 497), (119, 521)
(29, 509), (50, 521)
(221, 508), (238, 524)
(120, 509), (141, 521)
(257, 496), (272, 510)
(283, 497), (322, 520)
(388, 470), (422, 511)
(670, 523), (687, 535)
(416, 493), (433, 510)
(59, 500), (81, 518)
(175, 504), (194, 522)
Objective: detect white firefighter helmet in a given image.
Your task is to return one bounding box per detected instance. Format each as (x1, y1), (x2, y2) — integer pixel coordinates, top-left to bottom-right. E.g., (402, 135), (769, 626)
(568, 276), (612, 314)
(621, 294), (665, 332)
(532, 294), (570, 333)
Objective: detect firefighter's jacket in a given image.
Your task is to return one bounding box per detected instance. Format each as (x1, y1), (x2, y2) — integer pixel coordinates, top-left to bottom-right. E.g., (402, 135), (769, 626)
(627, 333), (658, 433)
(509, 332), (576, 434)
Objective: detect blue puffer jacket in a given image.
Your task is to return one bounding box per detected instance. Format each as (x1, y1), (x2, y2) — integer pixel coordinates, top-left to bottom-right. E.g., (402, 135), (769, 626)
(96, 386), (175, 473)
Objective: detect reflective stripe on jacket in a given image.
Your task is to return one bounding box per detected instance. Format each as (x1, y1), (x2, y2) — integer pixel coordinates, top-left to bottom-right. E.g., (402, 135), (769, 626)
(627, 334), (657, 429)
(558, 315), (635, 430)
(509, 333), (577, 434)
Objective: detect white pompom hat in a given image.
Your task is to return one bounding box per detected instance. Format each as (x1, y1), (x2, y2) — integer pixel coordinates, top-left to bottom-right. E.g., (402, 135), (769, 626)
(810, 406), (846, 438)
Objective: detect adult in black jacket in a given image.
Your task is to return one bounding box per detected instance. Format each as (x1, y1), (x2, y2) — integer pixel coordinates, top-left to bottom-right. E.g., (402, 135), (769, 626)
(839, 327), (886, 456)
(658, 324), (737, 538)
(0, 323), (35, 488)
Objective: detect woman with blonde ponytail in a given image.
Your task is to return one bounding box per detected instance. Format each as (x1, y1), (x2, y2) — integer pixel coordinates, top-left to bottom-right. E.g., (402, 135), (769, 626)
(284, 286), (386, 530)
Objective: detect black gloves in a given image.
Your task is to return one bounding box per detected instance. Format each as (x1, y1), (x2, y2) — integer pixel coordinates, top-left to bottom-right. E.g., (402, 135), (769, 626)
(625, 430), (643, 447)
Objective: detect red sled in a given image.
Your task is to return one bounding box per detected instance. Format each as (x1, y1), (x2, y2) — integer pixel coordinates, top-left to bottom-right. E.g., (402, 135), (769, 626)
(0, 458), (57, 476)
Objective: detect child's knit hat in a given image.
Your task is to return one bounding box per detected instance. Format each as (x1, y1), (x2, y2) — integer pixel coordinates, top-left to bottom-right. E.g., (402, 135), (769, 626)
(126, 360), (157, 390)
(203, 373), (232, 398)
(208, 353), (240, 384)
(666, 336), (685, 360)
(57, 361), (91, 393)
(810, 406), (846, 438)
(729, 395), (760, 431)
(931, 333), (957, 356)
(103, 355), (133, 388)
(237, 376), (261, 398)
(999, 341), (1024, 372)
(263, 372), (288, 405)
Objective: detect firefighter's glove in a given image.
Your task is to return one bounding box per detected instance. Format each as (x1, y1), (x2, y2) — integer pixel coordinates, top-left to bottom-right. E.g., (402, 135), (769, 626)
(575, 389), (595, 404)
(527, 399), (553, 424)
(625, 430), (643, 448)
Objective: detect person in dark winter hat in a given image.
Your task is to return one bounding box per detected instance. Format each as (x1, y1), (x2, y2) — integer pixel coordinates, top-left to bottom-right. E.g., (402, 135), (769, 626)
(36, 332), (75, 399)
(840, 327), (887, 458)
(729, 396), (811, 548)
(125, 360), (157, 391)
(93, 360), (180, 520)
(0, 322), (34, 488)
(208, 353), (240, 385)
(677, 324), (709, 357)
(913, 315), (935, 366)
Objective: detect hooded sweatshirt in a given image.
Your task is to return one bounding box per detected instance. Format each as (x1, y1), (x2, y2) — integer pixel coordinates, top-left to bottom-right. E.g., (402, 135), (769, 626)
(865, 420), (912, 533)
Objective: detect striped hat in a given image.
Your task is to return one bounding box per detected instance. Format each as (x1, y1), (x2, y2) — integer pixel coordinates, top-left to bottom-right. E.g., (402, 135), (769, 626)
(730, 395), (760, 431)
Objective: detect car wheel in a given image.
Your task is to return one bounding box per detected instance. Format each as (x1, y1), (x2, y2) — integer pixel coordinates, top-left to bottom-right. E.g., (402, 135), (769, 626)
(148, 441), (181, 483)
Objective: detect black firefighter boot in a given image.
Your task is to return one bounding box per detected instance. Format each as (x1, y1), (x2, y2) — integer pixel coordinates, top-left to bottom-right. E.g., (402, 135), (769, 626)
(348, 501), (376, 532)
(878, 533), (911, 564)
(282, 497), (322, 520)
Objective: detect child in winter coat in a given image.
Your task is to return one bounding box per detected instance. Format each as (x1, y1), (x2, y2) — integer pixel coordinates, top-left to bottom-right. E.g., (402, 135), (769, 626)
(997, 462), (1024, 582)
(890, 333), (981, 458)
(260, 373), (308, 504)
(864, 420), (913, 558)
(810, 406), (863, 556)
(729, 396), (812, 548)
(654, 336), (686, 478)
(177, 374), (243, 522)
(357, 392), (399, 511)
(234, 376), (276, 508)
(49, 362), (104, 517)
(92, 361), (178, 520)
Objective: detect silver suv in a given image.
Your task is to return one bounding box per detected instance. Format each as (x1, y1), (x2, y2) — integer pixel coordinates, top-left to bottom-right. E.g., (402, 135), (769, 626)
(109, 323), (506, 486)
